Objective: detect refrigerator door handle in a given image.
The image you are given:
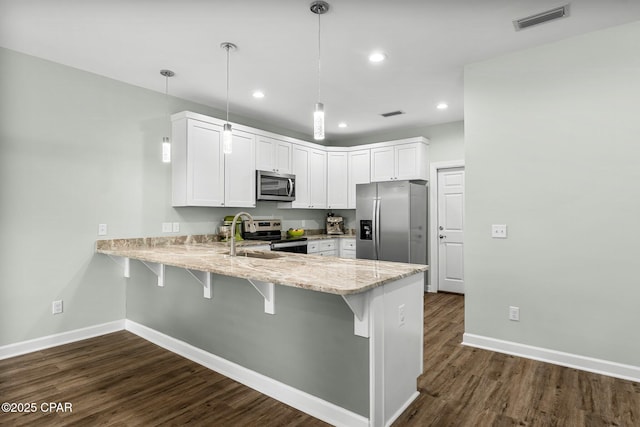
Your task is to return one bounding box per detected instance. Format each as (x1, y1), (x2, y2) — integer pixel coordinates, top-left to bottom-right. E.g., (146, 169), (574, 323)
(374, 197), (381, 260)
(371, 198), (377, 259)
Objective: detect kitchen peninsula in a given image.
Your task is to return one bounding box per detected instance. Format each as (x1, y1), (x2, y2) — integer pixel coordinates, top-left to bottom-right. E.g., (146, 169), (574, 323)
(97, 236), (427, 427)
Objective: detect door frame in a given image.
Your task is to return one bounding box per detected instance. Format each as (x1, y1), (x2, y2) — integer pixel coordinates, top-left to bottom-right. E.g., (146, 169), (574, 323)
(428, 160), (465, 293)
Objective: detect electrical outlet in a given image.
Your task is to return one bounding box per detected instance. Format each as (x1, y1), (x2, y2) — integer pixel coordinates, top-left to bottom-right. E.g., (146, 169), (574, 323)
(162, 222), (172, 233)
(492, 224), (508, 239)
(509, 306), (520, 321)
(172, 222), (180, 232)
(52, 300), (63, 315)
(98, 223), (108, 236)
(398, 304), (406, 326)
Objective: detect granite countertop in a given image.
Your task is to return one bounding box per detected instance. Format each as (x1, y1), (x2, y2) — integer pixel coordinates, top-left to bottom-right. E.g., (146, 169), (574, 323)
(96, 235), (427, 296)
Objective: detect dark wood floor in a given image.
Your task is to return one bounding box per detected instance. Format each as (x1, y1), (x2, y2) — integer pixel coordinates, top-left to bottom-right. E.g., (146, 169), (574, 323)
(1, 293), (639, 426)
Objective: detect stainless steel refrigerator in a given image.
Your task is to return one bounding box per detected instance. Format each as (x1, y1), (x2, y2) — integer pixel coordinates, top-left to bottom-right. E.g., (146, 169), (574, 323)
(356, 181), (427, 264)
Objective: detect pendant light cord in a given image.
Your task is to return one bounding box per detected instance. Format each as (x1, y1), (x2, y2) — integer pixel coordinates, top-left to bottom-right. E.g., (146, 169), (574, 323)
(317, 10), (321, 102)
(226, 45), (230, 124)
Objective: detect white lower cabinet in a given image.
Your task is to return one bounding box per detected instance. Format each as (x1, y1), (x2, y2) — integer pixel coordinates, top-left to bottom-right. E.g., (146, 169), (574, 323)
(339, 238), (356, 259)
(307, 239), (337, 257)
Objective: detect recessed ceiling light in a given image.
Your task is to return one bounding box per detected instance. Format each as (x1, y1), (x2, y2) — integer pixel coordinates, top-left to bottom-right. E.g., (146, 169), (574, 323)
(368, 51), (386, 63)
(252, 90), (265, 99)
(338, 122), (347, 128)
(436, 103), (448, 110)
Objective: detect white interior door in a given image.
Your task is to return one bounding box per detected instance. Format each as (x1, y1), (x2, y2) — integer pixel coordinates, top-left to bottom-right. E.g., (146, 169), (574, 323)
(437, 167), (465, 293)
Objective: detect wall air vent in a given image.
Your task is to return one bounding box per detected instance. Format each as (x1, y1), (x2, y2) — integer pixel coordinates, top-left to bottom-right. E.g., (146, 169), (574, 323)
(514, 4), (569, 31)
(380, 110), (405, 118)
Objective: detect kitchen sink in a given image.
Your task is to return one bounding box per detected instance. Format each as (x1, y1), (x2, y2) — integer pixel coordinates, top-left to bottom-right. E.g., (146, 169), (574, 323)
(227, 250), (284, 259)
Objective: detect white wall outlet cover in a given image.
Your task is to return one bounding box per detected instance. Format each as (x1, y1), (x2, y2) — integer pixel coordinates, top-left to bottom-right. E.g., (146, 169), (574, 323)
(98, 223), (108, 236)
(491, 224), (508, 238)
(52, 300), (63, 314)
(509, 306), (520, 321)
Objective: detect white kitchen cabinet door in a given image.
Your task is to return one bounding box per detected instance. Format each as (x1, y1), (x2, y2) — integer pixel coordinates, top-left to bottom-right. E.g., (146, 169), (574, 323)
(309, 148), (327, 209)
(395, 142), (424, 181)
(224, 129), (256, 208)
(173, 119), (224, 207)
(290, 144), (310, 208)
(370, 142), (428, 182)
(370, 146), (395, 182)
(255, 135), (292, 174)
(327, 151), (348, 209)
(339, 238), (356, 259)
(348, 149), (370, 209)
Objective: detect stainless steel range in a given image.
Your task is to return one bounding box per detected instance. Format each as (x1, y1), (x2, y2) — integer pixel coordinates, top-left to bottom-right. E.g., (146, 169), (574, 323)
(242, 219), (308, 253)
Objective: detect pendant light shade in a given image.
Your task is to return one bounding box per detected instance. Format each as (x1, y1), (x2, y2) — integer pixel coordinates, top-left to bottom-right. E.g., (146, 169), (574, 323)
(222, 123), (233, 154)
(311, 1), (329, 141)
(314, 102), (325, 140)
(221, 42), (236, 154)
(160, 69), (175, 163)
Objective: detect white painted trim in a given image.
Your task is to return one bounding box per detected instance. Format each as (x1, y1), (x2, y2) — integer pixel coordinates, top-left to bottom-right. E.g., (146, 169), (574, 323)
(385, 391), (420, 427)
(428, 159), (465, 293)
(125, 320), (369, 427)
(463, 333), (640, 383)
(0, 320), (125, 360)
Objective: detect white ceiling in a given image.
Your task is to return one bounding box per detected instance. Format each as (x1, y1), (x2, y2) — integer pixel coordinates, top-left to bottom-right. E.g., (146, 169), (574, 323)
(2, 0), (640, 143)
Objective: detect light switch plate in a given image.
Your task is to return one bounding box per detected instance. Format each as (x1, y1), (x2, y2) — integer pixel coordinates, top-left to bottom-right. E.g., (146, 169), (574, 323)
(98, 223), (108, 236)
(172, 222), (180, 232)
(492, 224), (507, 238)
(162, 222), (172, 233)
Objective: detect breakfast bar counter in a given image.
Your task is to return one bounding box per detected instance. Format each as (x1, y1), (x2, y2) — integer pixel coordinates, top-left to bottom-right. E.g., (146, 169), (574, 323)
(97, 235), (427, 427)
(96, 236), (427, 296)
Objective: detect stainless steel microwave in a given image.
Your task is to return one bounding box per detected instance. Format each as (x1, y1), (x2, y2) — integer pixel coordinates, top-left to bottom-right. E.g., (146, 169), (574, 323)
(256, 170), (296, 202)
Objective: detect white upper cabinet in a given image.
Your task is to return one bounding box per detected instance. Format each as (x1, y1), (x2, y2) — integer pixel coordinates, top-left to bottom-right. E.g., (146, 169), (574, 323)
(282, 144), (327, 209)
(370, 140), (429, 182)
(255, 135), (292, 174)
(172, 118), (224, 207)
(172, 115), (255, 208)
(172, 112), (429, 210)
(327, 151), (348, 209)
(309, 149), (327, 209)
(290, 144), (310, 208)
(347, 149), (370, 209)
(224, 129), (256, 208)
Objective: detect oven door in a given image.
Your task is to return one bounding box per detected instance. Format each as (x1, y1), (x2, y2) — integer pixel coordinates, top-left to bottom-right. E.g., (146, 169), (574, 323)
(256, 170), (295, 201)
(270, 240), (308, 254)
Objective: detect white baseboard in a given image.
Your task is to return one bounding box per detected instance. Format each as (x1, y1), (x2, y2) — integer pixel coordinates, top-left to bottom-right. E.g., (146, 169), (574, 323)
(0, 320), (125, 360)
(385, 391), (419, 427)
(463, 333), (640, 383)
(125, 320), (369, 427)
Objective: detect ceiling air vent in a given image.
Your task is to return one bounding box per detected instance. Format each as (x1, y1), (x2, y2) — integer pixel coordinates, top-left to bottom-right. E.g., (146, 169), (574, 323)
(514, 4), (569, 31)
(380, 110), (405, 118)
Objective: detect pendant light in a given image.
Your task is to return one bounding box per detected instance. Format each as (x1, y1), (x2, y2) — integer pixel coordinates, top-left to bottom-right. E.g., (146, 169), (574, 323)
(220, 42), (236, 154)
(310, 1), (329, 141)
(160, 69), (175, 163)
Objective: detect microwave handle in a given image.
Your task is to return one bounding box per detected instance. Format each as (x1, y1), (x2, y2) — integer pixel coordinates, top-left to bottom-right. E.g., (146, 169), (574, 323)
(287, 178), (294, 197)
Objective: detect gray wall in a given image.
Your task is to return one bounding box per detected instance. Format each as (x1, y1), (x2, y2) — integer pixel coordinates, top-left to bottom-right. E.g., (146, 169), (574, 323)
(126, 263), (369, 415)
(0, 47), (325, 346)
(334, 120), (465, 230)
(464, 21), (640, 366)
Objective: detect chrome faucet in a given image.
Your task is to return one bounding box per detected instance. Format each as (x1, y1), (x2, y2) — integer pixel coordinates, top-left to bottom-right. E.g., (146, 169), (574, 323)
(229, 212), (256, 256)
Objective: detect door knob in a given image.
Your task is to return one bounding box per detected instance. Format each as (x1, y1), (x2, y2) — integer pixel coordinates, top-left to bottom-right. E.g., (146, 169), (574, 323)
(439, 225), (444, 230)
(439, 234), (446, 239)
